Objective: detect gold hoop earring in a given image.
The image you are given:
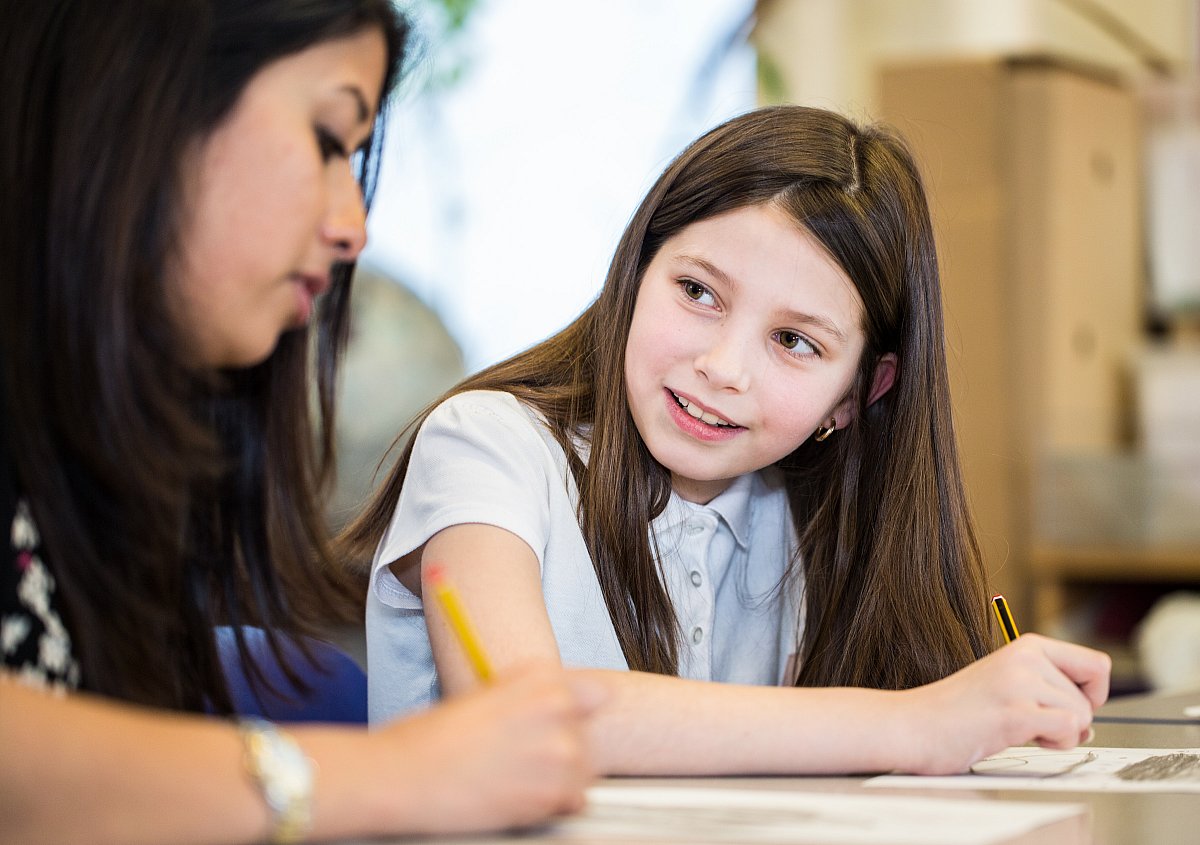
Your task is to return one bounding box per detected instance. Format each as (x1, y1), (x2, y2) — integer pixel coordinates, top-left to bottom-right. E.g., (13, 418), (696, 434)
(814, 418), (836, 442)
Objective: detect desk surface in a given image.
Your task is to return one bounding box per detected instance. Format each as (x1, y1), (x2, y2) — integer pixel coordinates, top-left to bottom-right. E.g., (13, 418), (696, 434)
(347, 689), (1200, 845)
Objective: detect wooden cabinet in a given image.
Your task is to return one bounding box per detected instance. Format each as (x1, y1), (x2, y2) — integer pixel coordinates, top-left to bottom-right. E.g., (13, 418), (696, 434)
(878, 58), (1146, 644)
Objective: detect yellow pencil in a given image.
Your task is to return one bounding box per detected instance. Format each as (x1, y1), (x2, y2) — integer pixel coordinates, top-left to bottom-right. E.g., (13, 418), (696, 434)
(990, 593), (1021, 644)
(425, 562), (494, 682)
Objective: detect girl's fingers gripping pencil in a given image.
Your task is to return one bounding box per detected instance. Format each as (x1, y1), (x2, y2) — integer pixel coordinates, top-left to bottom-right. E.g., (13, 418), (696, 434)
(426, 562), (494, 681)
(990, 593), (1095, 744)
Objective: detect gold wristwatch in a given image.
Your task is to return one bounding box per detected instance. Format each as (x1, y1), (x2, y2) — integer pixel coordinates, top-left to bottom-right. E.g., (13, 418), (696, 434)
(239, 718), (314, 843)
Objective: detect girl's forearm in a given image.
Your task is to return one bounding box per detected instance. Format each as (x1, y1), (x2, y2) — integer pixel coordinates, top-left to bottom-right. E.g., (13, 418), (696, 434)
(580, 669), (909, 776)
(579, 635), (1108, 778)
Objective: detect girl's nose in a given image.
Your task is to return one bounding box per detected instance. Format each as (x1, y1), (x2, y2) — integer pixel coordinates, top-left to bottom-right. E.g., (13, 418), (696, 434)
(694, 332), (752, 392)
(321, 165), (368, 262)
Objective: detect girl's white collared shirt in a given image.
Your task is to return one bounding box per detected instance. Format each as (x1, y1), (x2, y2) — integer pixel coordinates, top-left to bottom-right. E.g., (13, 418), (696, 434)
(366, 390), (804, 723)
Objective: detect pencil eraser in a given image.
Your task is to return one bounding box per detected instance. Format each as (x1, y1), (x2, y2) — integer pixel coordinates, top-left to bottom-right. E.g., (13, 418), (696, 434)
(424, 562), (445, 584)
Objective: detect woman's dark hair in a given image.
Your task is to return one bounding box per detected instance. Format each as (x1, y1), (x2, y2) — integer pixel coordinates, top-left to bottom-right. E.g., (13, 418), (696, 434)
(0, 0), (408, 711)
(344, 105), (991, 690)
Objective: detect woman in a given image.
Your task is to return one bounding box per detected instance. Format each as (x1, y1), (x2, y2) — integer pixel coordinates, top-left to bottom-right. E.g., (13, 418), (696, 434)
(0, 2), (594, 843)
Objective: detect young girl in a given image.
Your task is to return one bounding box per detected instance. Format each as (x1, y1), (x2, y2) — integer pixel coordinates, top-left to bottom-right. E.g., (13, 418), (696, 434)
(350, 105), (1111, 775)
(1, 2), (595, 842)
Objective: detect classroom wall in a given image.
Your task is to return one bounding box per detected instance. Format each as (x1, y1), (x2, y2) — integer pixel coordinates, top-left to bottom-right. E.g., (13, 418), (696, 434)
(753, 0), (1195, 114)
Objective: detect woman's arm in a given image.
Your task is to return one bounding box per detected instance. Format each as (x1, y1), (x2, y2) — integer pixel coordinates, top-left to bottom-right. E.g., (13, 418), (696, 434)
(0, 664), (597, 845)
(418, 523), (1111, 777)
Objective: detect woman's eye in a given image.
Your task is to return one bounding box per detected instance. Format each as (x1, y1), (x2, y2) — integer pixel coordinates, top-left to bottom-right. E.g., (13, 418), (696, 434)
(776, 330), (817, 356)
(680, 280), (713, 304)
(316, 127), (348, 161)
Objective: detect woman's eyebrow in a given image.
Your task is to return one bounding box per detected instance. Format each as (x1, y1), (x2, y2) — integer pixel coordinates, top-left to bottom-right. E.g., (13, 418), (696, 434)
(336, 84), (370, 124)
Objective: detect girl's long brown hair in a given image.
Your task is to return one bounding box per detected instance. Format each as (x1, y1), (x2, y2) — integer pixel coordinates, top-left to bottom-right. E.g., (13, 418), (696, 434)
(344, 106), (991, 688)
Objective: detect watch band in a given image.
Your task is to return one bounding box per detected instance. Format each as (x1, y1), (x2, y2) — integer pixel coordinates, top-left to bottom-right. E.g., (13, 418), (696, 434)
(238, 718), (314, 844)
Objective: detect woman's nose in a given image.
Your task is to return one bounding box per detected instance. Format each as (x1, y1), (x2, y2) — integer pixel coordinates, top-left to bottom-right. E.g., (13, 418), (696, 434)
(321, 165), (368, 261)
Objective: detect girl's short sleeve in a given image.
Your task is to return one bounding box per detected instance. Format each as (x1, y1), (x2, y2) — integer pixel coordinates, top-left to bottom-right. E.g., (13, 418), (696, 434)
(370, 391), (556, 610)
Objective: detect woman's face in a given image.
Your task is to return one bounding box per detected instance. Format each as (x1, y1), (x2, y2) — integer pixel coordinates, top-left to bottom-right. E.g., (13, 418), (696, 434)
(173, 27), (387, 368)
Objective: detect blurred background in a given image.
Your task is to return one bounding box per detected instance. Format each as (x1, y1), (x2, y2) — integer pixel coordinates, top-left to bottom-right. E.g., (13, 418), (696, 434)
(338, 0), (1200, 696)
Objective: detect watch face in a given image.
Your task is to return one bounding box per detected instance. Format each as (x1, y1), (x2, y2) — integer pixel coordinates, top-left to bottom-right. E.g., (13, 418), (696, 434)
(241, 720), (313, 840)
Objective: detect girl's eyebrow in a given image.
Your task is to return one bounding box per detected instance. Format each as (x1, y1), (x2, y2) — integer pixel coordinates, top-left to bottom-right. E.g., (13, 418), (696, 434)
(784, 310), (849, 346)
(675, 253), (849, 345)
(677, 254), (736, 289)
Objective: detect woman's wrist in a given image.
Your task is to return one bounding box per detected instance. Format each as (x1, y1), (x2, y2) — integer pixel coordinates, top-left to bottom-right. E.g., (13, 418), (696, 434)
(238, 719), (314, 844)
(290, 725), (414, 841)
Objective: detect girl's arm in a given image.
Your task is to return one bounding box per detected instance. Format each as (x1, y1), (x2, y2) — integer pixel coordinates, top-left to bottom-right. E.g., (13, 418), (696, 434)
(577, 635), (1109, 776)
(0, 664), (596, 845)
(418, 522), (1111, 777)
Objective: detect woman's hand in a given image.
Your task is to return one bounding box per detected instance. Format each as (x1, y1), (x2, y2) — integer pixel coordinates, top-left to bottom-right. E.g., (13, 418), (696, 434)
(370, 662), (603, 834)
(893, 634), (1111, 775)
(1, 663), (600, 845)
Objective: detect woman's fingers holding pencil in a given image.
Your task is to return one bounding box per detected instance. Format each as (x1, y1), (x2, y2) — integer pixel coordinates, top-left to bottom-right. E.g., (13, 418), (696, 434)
(374, 661), (597, 834)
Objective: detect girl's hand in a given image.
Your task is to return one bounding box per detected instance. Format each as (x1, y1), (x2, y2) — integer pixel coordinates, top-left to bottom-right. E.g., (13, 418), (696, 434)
(894, 634), (1111, 775)
(372, 662), (603, 834)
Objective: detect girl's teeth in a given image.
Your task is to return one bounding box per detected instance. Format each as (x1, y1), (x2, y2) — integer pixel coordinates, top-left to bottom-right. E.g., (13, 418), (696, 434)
(675, 393), (731, 427)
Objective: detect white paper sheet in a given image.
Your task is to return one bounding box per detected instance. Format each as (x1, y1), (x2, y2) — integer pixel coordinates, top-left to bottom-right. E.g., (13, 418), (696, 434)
(867, 746), (1200, 793)
(546, 785), (1082, 844)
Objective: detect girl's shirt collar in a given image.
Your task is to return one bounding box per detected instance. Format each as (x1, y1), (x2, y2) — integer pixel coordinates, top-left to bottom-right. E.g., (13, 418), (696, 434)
(660, 470), (760, 550)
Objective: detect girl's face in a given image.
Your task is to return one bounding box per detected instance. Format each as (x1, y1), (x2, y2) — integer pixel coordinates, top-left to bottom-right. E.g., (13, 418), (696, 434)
(624, 203), (876, 504)
(173, 27), (387, 369)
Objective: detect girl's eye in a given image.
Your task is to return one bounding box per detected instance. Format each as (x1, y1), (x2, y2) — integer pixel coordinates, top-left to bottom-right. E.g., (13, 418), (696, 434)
(680, 280), (714, 305)
(776, 330), (818, 356)
(316, 127), (349, 161)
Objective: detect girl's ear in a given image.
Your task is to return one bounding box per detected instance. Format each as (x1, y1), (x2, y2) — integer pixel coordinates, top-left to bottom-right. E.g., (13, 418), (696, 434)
(831, 353), (898, 427)
(866, 352), (898, 407)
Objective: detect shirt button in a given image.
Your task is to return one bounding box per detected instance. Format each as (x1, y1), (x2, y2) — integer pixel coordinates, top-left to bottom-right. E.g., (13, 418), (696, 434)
(686, 520), (704, 536)
(690, 570), (703, 587)
(691, 626), (704, 644)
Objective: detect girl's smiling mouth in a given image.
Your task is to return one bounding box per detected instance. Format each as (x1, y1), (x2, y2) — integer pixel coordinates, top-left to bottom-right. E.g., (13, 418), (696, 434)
(669, 390), (739, 427)
(664, 388), (745, 441)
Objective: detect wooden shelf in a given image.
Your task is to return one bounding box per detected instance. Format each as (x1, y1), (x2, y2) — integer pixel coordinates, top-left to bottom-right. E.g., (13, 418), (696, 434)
(1031, 453), (1200, 690)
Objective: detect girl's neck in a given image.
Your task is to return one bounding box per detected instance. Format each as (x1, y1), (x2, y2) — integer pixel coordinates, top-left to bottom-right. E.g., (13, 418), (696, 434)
(670, 472), (747, 506)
